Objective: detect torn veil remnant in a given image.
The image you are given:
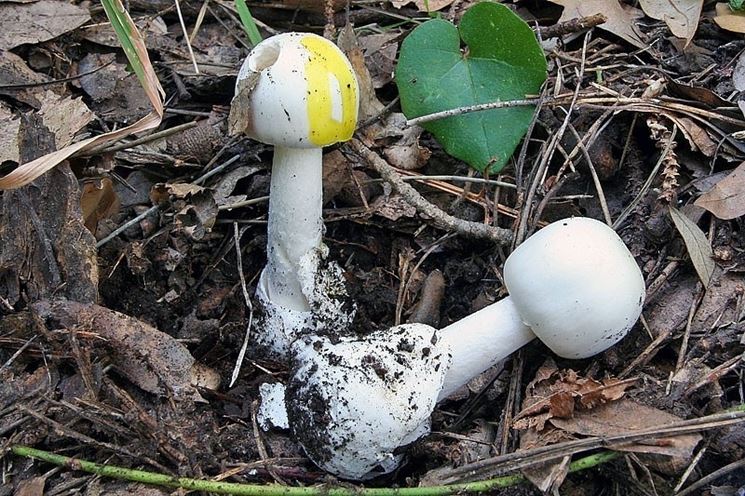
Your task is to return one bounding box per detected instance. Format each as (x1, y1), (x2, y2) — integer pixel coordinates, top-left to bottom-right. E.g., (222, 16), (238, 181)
(229, 32), (360, 359)
(263, 218), (646, 480)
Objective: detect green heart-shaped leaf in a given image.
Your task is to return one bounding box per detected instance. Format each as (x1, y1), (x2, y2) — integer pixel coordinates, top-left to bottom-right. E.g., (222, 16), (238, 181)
(396, 2), (547, 173)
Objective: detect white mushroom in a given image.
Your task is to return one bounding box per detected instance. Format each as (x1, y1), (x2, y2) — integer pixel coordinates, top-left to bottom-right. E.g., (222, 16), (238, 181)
(230, 33), (360, 358)
(286, 324), (451, 480)
(274, 217), (645, 479)
(437, 217), (646, 399)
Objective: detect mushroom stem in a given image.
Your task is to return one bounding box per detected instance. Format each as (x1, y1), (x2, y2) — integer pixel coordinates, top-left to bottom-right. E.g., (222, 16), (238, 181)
(436, 297), (534, 401)
(261, 146), (323, 312)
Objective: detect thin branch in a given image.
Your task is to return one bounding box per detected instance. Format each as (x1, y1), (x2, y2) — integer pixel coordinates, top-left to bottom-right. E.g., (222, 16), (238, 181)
(348, 139), (512, 245)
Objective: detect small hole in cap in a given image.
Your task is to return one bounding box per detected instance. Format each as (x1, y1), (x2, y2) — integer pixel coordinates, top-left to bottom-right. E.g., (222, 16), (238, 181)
(249, 40), (281, 71)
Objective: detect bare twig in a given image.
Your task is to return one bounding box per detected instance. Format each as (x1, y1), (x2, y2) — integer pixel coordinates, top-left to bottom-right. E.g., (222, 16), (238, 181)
(348, 139), (512, 244)
(677, 457), (745, 496)
(229, 222), (254, 388)
(537, 14), (608, 40)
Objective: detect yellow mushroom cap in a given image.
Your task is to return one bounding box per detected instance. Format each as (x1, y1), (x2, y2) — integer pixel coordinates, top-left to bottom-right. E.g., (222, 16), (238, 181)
(231, 32), (359, 148)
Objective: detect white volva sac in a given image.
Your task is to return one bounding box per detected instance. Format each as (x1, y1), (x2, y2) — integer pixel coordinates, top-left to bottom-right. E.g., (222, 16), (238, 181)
(231, 32), (360, 358)
(262, 218), (646, 479)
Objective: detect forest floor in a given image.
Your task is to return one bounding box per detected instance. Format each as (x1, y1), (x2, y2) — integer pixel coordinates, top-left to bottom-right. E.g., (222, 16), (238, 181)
(1, 0), (744, 495)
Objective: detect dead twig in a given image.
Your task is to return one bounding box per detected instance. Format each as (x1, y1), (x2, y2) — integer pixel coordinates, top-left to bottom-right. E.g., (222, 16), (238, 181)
(348, 139), (512, 245)
(432, 406), (745, 484)
(537, 14), (608, 40)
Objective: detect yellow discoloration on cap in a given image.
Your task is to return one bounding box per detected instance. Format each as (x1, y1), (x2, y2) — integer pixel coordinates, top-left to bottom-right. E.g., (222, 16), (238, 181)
(301, 35), (358, 146)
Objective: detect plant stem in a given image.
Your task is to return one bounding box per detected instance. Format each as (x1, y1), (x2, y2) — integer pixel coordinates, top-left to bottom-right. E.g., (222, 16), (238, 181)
(10, 445), (618, 495)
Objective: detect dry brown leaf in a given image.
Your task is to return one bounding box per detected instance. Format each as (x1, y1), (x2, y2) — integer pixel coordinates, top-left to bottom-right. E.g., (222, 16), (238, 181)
(0, 50), (50, 108)
(337, 24), (385, 122)
(0, 104), (20, 163)
(513, 359), (634, 430)
(673, 116), (717, 157)
(548, 0), (646, 48)
(81, 177), (120, 233)
(639, 0), (702, 45)
(0, 0), (164, 190)
(37, 91), (94, 149)
(14, 476), (47, 496)
(358, 32), (399, 89)
(391, 0), (456, 11)
(551, 400), (702, 473)
(32, 299), (219, 402)
(695, 161), (745, 220)
(669, 206), (715, 286)
(733, 51), (745, 91)
(374, 194), (417, 221)
(714, 2), (745, 34)
(0, 0), (90, 50)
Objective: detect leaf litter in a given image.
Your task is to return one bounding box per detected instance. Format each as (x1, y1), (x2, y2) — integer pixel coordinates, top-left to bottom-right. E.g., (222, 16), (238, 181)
(1, 0), (745, 494)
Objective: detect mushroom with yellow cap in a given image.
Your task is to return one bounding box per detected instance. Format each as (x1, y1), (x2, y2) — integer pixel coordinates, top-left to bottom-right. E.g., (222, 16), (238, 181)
(230, 33), (360, 359)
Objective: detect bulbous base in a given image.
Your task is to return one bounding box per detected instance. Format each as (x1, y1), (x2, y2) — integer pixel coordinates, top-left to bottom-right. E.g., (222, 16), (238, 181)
(252, 248), (356, 361)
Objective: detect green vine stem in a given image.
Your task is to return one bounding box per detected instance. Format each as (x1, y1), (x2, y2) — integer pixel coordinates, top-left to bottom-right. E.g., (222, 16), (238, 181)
(10, 445), (618, 495)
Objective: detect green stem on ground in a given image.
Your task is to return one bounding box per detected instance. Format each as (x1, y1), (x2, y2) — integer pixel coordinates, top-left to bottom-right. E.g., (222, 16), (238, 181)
(10, 445), (618, 495)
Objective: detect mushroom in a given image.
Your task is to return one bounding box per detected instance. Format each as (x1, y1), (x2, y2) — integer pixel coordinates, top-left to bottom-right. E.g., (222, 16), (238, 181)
(436, 217), (646, 400)
(270, 217), (645, 479)
(286, 325), (451, 480)
(230, 32), (360, 359)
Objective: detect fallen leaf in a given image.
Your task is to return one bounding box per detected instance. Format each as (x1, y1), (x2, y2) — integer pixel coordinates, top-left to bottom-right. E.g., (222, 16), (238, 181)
(692, 272), (743, 329)
(14, 476), (47, 496)
(32, 299), (219, 402)
(669, 206), (715, 286)
(358, 32), (399, 89)
(639, 0), (702, 45)
(0, 0), (164, 190)
(0, 50), (50, 108)
(694, 161), (745, 220)
(0, 104), (20, 163)
(714, 2), (745, 33)
(551, 400), (702, 473)
(514, 360), (633, 490)
(81, 177), (120, 233)
(733, 51), (745, 91)
(514, 359), (634, 431)
(338, 24), (385, 122)
(673, 117), (717, 157)
(667, 78), (730, 107)
(37, 91), (94, 149)
(549, 0), (646, 48)
(374, 194), (417, 221)
(0, 0), (90, 50)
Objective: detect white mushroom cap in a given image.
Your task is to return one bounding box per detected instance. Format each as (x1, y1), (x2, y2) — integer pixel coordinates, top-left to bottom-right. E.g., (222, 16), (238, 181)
(285, 324), (451, 480)
(503, 217), (645, 359)
(233, 32), (359, 148)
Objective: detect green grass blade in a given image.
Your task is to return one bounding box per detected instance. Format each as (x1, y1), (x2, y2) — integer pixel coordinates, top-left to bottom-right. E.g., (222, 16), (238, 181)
(235, 0), (263, 46)
(100, 0), (145, 83)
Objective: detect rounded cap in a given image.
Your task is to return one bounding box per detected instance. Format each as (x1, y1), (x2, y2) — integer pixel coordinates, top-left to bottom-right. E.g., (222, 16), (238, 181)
(286, 324), (451, 480)
(503, 218), (645, 359)
(231, 32), (359, 148)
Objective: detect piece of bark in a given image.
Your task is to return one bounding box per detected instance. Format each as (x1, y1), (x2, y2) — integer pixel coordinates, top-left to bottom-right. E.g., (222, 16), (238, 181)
(32, 299), (219, 402)
(0, 113), (98, 306)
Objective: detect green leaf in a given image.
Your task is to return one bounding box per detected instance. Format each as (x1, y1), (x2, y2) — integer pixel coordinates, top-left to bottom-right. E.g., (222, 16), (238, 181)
(730, 0), (745, 11)
(235, 0), (263, 46)
(669, 206), (715, 287)
(396, 2), (546, 173)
